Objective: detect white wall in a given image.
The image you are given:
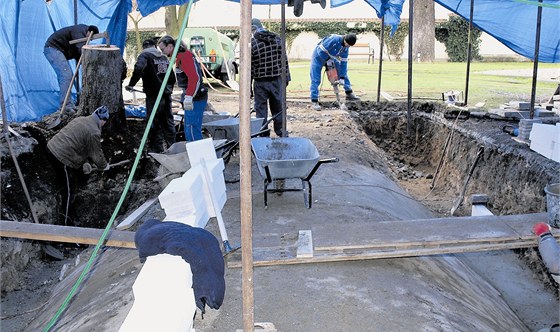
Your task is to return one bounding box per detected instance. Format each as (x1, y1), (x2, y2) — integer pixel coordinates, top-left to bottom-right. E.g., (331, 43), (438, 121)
(129, 1), (520, 60)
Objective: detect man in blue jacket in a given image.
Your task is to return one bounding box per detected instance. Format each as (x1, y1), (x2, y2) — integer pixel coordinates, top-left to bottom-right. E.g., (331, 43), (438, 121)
(310, 33), (360, 111)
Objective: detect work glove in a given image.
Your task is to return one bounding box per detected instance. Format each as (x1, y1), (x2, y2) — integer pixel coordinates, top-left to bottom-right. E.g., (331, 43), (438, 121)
(125, 86), (134, 92)
(82, 163), (92, 174)
(103, 164), (111, 171)
(533, 222), (551, 236)
(338, 78), (345, 86)
(183, 96), (194, 111)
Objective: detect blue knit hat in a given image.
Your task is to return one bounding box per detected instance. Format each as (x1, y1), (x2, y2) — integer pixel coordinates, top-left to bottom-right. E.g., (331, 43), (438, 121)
(94, 106), (109, 120)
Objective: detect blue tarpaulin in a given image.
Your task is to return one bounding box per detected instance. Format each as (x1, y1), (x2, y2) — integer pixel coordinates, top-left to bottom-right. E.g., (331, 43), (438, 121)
(2, 0), (559, 122)
(435, 0), (560, 63)
(0, 0), (130, 122)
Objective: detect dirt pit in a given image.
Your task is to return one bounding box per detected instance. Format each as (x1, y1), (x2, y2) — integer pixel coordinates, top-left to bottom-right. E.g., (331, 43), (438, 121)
(1, 95), (559, 331)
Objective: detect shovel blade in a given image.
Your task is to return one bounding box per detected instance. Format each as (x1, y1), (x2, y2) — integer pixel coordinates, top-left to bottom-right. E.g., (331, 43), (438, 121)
(226, 80), (239, 91)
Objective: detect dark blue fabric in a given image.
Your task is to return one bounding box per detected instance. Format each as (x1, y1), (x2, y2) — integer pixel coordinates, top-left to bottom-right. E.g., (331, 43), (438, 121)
(0, 0), (130, 122)
(134, 219), (225, 313)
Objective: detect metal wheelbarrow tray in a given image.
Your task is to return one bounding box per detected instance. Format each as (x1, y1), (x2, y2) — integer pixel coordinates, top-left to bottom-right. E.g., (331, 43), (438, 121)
(251, 137), (338, 208)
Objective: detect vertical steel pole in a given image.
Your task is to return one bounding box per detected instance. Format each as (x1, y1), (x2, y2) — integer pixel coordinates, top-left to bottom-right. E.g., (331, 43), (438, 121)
(281, 0), (287, 136)
(464, 0), (474, 106)
(239, 0), (254, 330)
(376, 16), (385, 103)
(530, 0), (543, 119)
(407, 0), (413, 137)
(74, 0), (78, 25)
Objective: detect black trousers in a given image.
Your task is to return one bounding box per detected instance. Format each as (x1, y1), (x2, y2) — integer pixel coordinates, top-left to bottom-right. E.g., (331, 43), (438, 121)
(46, 148), (79, 225)
(253, 77), (284, 137)
(145, 93), (176, 153)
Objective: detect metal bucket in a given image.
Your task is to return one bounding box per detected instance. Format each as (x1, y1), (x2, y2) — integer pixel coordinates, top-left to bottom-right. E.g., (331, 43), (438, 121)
(544, 183), (560, 228)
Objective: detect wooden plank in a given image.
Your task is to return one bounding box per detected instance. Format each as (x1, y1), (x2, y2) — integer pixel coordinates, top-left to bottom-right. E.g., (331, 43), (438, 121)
(116, 198), (158, 230)
(296, 230), (313, 258)
(0, 220), (136, 248)
(313, 213), (546, 249)
(226, 213), (559, 268)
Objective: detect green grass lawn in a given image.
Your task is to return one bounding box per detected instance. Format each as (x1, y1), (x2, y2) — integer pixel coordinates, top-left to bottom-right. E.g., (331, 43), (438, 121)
(283, 60), (559, 109)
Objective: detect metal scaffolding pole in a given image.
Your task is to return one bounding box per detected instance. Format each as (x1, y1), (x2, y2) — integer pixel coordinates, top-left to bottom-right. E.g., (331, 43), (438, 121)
(407, 0), (413, 136)
(239, 0), (254, 330)
(529, 0), (543, 119)
(281, 0), (287, 136)
(463, 0), (474, 106)
(376, 16), (385, 103)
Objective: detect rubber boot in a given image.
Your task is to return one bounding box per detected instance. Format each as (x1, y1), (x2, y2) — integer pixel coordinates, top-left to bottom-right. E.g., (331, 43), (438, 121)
(345, 92), (360, 102)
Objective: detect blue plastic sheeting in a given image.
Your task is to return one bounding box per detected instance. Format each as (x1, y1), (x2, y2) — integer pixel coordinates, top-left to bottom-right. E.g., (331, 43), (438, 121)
(0, 0), (131, 122)
(435, 0), (560, 63)
(136, 0), (402, 27)
(331, 0), (404, 34)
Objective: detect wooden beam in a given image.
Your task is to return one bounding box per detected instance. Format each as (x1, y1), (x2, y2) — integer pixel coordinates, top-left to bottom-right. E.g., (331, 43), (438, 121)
(226, 213), (559, 268)
(116, 198), (158, 230)
(0, 220), (135, 248)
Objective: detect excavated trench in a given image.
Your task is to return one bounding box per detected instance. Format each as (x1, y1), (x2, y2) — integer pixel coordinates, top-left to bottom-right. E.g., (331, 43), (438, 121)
(349, 101), (559, 292)
(350, 101), (559, 216)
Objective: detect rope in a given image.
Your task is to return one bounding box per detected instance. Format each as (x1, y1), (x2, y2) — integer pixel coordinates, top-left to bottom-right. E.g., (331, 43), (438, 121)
(43, 1), (195, 330)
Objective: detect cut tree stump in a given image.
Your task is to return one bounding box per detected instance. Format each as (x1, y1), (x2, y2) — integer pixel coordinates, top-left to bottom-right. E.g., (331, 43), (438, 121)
(80, 45), (124, 125)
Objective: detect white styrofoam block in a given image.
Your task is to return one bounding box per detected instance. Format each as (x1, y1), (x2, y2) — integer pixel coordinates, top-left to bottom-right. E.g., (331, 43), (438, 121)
(530, 123), (560, 162)
(186, 138), (217, 167)
(159, 172), (209, 227)
(119, 254), (195, 332)
(190, 160), (227, 218)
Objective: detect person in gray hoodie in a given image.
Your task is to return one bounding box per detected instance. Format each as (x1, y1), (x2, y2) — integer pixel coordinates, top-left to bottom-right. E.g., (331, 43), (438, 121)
(126, 39), (176, 153)
(251, 18), (290, 137)
(46, 106), (110, 225)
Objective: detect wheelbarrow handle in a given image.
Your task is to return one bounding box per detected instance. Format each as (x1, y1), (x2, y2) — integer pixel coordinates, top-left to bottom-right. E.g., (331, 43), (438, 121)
(304, 157), (339, 181)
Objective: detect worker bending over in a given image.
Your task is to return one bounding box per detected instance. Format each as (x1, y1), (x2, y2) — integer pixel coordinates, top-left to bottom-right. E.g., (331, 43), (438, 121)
(310, 33), (359, 111)
(46, 106), (110, 225)
(44, 24), (99, 113)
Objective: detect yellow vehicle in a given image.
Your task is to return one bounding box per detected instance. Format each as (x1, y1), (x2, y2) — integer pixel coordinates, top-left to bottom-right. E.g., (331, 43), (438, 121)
(182, 27), (238, 84)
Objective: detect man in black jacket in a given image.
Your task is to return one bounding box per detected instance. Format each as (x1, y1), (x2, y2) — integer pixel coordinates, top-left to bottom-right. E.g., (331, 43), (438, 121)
(44, 24), (99, 112)
(251, 18), (290, 137)
(126, 39), (176, 153)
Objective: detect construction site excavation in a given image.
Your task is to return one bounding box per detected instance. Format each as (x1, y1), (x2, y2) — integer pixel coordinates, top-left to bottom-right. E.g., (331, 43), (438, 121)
(2, 88), (560, 331)
(2, 0), (560, 330)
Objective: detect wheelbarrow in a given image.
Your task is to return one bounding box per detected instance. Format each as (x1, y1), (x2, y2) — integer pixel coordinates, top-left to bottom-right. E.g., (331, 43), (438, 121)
(251, 137), (338, 208)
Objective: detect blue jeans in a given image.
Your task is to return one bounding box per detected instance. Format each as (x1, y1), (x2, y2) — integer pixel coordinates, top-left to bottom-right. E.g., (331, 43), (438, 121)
(184, 95), (207, 142)
(44, 46), (75, 109)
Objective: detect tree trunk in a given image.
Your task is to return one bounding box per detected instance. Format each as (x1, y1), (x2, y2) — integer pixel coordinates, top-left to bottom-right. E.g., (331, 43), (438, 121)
(165, 6), (179, 37)
(80, 45), (125, 131)
(412, 0), (435, 62)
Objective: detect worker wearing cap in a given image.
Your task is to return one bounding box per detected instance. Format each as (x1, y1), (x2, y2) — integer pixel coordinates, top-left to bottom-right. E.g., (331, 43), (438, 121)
(46, 106), (110, 225)
(309, 33), (360, 111)
(44, 24), (99, 113)
(126, 39), (176, 152)
(251, 18), (290, 137)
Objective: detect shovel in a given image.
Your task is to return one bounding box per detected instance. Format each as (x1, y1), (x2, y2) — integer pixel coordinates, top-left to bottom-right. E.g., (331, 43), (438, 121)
(83, 159), (130, 174)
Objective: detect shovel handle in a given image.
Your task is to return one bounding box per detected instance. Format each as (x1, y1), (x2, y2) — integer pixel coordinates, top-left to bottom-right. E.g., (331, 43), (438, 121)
(60, 31), (94, 113)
